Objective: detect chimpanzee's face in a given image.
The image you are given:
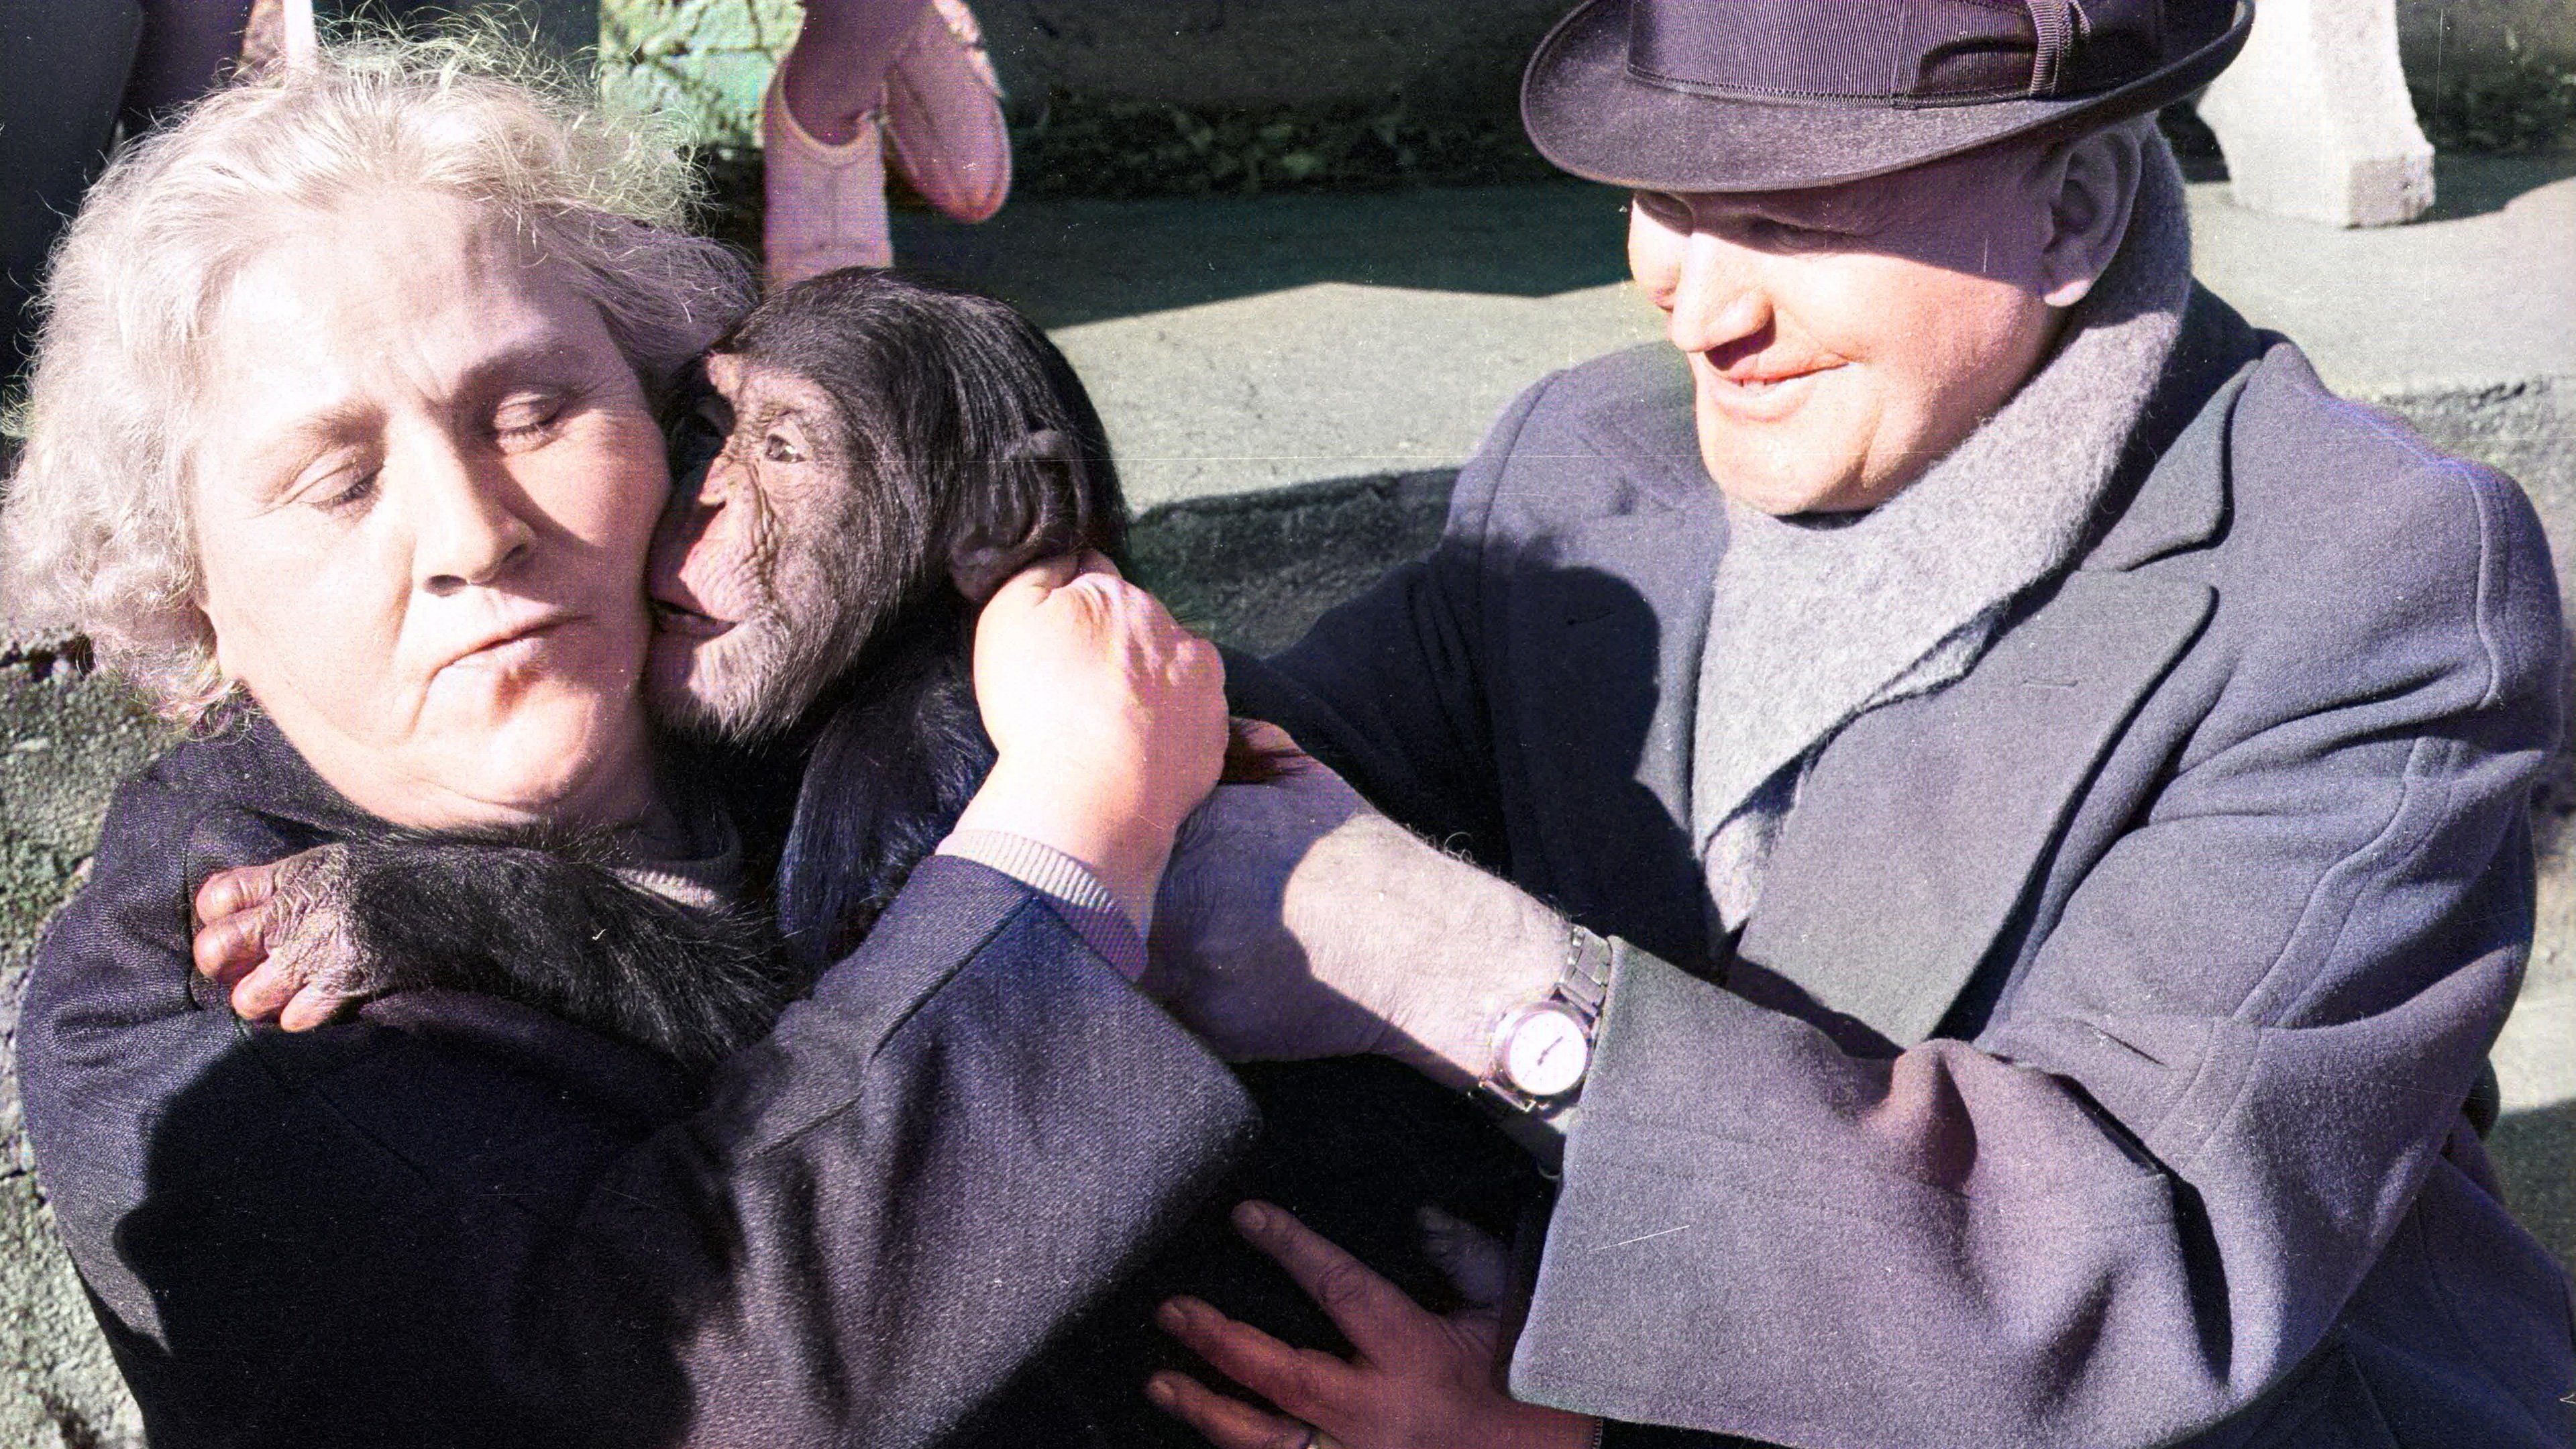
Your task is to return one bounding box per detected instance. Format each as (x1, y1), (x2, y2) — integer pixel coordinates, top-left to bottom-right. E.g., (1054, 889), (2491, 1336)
(645, 353), (871, 741)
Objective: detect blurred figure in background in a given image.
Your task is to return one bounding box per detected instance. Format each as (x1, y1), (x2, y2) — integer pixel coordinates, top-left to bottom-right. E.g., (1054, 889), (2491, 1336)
(763, 0), (1012, 288)
(1, 0), (256, 398)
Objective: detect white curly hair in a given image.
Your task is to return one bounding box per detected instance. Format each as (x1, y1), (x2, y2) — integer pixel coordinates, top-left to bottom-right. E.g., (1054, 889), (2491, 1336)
(0, 32), (755, 727)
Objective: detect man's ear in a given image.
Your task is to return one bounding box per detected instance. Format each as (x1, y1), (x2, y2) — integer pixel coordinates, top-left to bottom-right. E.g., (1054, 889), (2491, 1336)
(948, 429), (1083, 603)
(2035, 124), (2145, 309)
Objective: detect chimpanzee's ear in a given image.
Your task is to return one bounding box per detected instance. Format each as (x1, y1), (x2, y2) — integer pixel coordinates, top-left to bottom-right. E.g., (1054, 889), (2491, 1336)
(949, 429), (1085, 604)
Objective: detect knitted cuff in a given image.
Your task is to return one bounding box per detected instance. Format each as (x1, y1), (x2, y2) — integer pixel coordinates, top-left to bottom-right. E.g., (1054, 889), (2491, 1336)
(935, 828), (1149, 982)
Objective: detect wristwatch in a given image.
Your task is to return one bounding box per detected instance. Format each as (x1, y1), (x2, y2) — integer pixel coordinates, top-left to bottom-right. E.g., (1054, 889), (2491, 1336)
(1477, 925), (1613, 1114)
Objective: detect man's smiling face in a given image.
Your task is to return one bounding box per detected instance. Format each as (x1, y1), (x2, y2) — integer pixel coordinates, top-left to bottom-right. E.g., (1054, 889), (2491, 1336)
(1627, 144), (2065, 516)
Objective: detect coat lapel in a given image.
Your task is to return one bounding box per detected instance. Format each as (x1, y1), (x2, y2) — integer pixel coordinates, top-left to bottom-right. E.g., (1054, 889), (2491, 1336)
(1732, 571), (2215, 1047)
(1728, 359), (2253, 1048)
(1507, 363), (1726, 971)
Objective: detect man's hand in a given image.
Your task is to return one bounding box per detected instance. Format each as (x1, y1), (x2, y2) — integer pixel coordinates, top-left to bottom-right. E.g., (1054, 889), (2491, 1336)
(192, 845), (375, 1030)
(1148, 725), (1569, 1091)
(1148, 1201), (1599, 1449)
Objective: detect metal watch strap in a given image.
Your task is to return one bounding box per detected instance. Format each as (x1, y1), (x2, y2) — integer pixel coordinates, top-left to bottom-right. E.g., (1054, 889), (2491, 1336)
(1556, 924), (1612, 1031)
(1478, 924), (1613, 1116)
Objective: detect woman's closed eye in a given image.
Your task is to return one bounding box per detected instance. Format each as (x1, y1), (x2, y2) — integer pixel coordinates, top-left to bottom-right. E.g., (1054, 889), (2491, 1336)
(492, 386), (580, 449)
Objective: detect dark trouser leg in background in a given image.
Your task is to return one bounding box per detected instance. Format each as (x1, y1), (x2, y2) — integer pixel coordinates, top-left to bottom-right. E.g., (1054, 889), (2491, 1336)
(0, 0), (144, 393)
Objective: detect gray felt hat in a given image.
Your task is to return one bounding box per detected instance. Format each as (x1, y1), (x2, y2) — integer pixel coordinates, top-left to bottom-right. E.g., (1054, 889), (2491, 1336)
(1521, 0), (2253, 193)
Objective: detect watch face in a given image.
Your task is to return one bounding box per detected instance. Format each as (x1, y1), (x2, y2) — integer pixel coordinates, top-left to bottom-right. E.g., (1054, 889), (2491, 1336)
(1503, 1007), (1591, 1099)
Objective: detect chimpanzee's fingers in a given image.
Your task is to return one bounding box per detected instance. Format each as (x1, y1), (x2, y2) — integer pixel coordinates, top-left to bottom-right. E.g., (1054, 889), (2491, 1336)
(194, 861), (280, 928)
(1075, 548), (1123, 580)
(1230, 1201), (1437, 1365)
(1144, 1370), (1322, 1449)
(192, 905), (274, 987)
(230, 959), (303, 1023)
(278, 981), (358, 1033)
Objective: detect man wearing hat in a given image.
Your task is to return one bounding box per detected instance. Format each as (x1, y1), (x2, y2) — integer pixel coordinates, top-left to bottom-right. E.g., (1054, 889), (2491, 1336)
(1140, 1), (2576, 1446)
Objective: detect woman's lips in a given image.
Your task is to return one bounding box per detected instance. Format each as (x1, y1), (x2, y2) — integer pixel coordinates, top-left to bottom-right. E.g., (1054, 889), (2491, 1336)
(448, 614), (577, 673)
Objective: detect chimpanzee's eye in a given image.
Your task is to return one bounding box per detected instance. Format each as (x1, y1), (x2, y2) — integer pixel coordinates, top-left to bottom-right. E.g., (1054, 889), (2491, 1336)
(763, 432), (804, 464)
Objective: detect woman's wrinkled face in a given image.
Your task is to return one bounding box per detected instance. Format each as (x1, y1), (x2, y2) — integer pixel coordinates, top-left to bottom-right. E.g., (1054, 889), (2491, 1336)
(189, 191), (669, 832)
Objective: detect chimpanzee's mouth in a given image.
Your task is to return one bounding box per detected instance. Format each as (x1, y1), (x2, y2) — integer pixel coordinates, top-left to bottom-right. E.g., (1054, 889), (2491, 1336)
(651, 598), (738, 641)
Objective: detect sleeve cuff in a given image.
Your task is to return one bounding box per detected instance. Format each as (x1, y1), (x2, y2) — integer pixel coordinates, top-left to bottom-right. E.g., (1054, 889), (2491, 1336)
(935, 829), (1149, 983)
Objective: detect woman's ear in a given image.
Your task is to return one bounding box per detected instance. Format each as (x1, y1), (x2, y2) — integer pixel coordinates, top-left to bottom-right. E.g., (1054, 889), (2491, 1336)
(2036, 124), (2145, 309)
(947, 429), (1084, 604)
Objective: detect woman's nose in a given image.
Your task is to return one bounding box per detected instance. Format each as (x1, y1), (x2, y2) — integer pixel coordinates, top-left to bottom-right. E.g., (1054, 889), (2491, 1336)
(1665, 235), (1773, 356)
(411, 445), (537, 594)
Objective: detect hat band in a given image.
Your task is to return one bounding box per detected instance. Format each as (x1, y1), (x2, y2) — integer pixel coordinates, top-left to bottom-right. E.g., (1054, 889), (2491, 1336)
(1625, 0), (2157, 105)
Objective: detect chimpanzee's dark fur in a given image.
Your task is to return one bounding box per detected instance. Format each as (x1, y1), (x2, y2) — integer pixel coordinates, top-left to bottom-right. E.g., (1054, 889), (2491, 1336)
(258, 270), (1135, 1066)
(313, 828), (796, 1073)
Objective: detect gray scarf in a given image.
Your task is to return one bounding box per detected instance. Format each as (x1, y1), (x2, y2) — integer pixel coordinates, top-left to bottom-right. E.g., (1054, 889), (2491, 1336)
(1694, 131), (2194, 932)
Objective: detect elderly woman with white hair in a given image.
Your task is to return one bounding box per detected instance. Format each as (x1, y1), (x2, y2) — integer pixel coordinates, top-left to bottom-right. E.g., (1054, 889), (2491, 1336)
(0, 40), (1254, 1447)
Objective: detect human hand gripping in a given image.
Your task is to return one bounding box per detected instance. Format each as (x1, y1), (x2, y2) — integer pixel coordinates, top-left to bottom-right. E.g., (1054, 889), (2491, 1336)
(953, 551), (1230, 930)
(1149, 1200), (1599, 1449)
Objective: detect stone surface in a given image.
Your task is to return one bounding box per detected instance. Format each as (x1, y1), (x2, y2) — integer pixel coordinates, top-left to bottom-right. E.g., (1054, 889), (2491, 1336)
(2398, 0), (2576, 75)
(2198, 0), (2436, 226)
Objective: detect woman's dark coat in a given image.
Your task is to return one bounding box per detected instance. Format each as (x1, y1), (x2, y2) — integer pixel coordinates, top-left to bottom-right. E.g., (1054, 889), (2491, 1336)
(1233, 290), (2576, 1448)
(15, 719), (1255, 1447)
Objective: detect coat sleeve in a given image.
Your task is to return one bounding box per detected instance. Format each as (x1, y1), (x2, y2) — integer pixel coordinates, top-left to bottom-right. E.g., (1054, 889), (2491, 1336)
(1224, 374), (1562, 867)
(20, 803), (1256, 1448)
(1509, 456), (2567, 1448)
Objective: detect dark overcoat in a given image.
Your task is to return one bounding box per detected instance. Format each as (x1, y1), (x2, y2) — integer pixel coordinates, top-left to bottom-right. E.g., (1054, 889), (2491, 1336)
(1233, 290), (2576, 1448)
(15, 720), (1256, 1447)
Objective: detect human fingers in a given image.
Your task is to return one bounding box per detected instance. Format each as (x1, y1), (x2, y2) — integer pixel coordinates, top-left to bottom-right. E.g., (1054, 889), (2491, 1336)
(1232, 1201), (1437, 1364)
(1417, 1205), (1514, 1313)
(1157, 1295), (1362, 1427)
(987, 552), (1085, 612)
(1144, 1371), (1318, 1449)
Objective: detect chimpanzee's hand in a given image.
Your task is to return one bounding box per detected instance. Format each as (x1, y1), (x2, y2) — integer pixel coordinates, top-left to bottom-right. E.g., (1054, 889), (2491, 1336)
(957, 551), (1230, 927)
(192, 845), (380, 1030)
(1148, 729), (1567, 1090)
(1147, 1201), (1599, 1449)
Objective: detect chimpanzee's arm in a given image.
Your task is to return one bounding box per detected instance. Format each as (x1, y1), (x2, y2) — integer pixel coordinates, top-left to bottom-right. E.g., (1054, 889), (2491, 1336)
(240, 835), (800, 1072)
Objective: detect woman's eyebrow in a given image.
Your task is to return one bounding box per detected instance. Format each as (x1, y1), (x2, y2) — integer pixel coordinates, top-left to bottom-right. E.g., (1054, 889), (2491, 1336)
(453, 335), (606, 394)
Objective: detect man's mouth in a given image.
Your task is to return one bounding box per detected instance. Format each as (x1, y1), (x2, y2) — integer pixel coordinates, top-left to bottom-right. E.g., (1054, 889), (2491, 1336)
(1699, 355), (1843, 417)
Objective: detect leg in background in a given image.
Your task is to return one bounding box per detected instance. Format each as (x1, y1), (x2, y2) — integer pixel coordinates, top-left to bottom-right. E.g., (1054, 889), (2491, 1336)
(0, 0), (146, 391)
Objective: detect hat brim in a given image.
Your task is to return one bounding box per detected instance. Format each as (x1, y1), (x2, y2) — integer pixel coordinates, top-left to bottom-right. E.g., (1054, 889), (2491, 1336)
(1521, 0), (2251, 193)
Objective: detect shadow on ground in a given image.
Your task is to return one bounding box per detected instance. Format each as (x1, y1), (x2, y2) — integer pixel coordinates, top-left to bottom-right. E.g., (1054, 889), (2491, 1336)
(2492, 1099), (2576, 1275)
(890, 180), (1635, 329)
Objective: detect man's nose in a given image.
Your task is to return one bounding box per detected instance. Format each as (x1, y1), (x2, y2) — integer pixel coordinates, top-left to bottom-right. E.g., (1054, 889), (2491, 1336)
(411, 441), (536, 595)
(1664, 234), (1772, 356)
